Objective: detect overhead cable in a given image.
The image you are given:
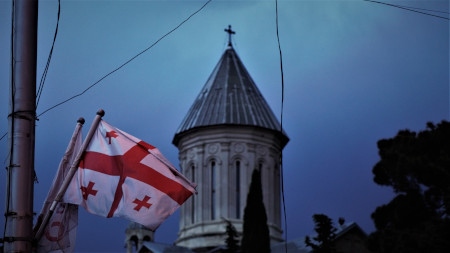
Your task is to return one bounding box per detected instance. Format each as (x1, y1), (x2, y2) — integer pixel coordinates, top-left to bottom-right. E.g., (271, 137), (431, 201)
(275, 0), (288, 252)
(37, 0), (212, 117)
(401, 5), (450, 14)
(364, 0), (449, 20)
(36, 0), (61, 107)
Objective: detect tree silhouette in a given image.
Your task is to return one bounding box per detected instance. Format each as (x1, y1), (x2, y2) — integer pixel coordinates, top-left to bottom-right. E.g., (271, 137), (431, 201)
(304, 214), (338, 253)
(241, 169), (270, 253)
(224, 220), (240, 253)
(368, 121), (450, 253)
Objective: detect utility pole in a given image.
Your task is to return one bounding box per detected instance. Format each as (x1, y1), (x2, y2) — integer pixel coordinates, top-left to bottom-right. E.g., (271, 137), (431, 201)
(4, 0), (38, 252)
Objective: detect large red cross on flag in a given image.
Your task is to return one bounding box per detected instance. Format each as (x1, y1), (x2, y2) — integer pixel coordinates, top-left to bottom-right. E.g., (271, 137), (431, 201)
(63, 120), (196, 230)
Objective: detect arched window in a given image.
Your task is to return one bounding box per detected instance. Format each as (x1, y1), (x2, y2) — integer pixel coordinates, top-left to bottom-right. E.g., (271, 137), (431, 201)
(190, 164), (195, 224)
(258, 161), (264, 185)
(143, 235), (152, 242)
(210, 160), (216, 220)
(274, 163), (280, 225)
(129, 235), (138, 252)
(235, 160), (241, 218)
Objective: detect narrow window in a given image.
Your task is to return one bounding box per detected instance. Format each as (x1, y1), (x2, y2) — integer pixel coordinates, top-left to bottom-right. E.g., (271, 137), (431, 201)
(258, 162), (263, 183)
(211, 161), (216, 220)
(191, 164), (195, 224)
(274, 163), (280, 224)
(235, 160), (240, 218)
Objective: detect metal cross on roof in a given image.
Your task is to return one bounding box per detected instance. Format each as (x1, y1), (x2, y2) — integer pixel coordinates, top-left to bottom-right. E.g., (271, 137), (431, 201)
(224, 25), (235, 47)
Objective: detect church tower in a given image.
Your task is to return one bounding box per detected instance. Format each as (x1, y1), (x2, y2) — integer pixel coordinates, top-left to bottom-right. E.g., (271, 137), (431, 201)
(172, 26), (289, 251)
(125, 222), (154, 253)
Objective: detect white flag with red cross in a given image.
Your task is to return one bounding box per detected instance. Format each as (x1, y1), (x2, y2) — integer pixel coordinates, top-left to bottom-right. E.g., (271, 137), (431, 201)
(63, 120), (196, 230)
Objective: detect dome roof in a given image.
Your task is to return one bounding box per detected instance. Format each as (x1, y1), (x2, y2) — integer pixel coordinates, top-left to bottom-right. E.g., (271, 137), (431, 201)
(173, 47), (288, 147)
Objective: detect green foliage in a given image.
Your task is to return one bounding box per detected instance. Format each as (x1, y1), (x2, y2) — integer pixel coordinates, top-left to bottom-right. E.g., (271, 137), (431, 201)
(224, 220), (240, 253)
(369, 121), (450, 253)
(241, 169), (270, 253)
(304, 214), (338, 253)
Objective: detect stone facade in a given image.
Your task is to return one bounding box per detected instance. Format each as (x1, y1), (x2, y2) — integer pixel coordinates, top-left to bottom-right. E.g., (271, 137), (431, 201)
(175, 126), (284, 250)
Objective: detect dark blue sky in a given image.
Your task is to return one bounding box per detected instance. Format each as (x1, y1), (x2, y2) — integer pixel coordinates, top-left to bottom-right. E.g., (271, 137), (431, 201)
(1, 0), (448, 252)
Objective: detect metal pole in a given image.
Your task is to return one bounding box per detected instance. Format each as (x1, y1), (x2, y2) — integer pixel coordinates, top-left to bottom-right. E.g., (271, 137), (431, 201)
(32, 117), (85, 243)
(4, 0), (38, 252)
(34, 110), (105, 242)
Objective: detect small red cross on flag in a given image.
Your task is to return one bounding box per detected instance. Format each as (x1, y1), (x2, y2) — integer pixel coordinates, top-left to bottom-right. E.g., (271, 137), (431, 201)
(105, 130), (118, 144)
(133, 195), (152, 211)
(80, 181), (98, 200)
(63, 120), (196, 230)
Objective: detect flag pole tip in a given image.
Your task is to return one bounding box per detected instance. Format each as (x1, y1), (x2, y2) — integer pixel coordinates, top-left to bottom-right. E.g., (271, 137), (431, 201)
(77, 117), (85, 125)
(97, 109), (105, 117)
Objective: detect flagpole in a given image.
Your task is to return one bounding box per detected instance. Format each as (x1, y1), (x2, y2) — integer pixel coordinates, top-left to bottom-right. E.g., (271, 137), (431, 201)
(32, 117), (84, 240)
(34, 109), (105, 242)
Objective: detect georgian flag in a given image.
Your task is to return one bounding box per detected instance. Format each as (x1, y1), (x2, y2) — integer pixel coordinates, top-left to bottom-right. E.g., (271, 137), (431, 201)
(63, 120), (196, 230)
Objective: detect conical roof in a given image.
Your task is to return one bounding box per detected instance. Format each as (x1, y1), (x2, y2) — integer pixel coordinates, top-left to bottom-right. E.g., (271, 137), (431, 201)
(173, 47), (288, 147)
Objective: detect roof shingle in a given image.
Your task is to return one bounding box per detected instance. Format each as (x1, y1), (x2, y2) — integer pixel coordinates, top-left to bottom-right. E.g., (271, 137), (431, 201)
(173, 47), (288, 146)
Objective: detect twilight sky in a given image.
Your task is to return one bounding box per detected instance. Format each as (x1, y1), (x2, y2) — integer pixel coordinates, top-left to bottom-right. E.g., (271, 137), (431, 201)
(0, 0), (448, 252)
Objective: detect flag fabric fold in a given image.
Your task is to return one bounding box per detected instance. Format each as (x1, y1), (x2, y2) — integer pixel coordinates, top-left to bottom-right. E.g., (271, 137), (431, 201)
(36, 123), (82, 253)
(63, 120), (196, 230)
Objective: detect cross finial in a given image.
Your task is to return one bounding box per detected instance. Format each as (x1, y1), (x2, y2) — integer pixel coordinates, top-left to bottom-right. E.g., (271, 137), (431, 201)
(224, 25), (235, 47)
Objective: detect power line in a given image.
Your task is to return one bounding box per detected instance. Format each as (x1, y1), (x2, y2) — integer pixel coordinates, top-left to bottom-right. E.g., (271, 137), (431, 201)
(401, 5), (450, 14)
(37, 0), (213, 117)
(275, 0), (287, 252)
(0, 132), (6, 142)
(36, 0), (60, 107)
(364, 0), (449, 20)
